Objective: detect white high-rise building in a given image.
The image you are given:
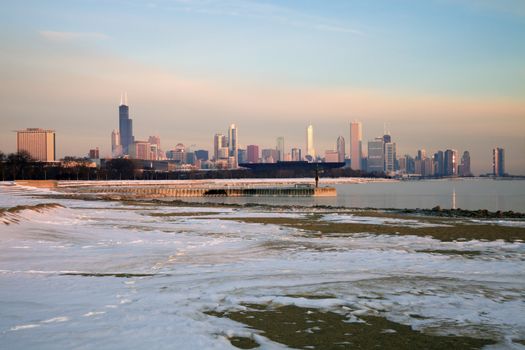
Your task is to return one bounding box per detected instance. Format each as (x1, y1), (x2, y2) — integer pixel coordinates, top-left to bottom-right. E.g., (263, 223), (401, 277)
(350, 121), (362, 170)
(228, 124), (238, 168)
(111, 129), (122, 157)
(306, 124), (315, 161)
(384, 142), (397, 174)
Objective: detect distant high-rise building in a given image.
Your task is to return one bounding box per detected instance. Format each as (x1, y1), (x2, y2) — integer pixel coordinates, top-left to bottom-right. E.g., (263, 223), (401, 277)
(228, 124), (238, 167)
(349, 121), (362, 170)
(367, 137), (384, 173)
(172, 143), (186, 163)
(324, 150), (339, 163)
(238, 148), (247, 164)
(433, 151), (444, 177)
(444, 149), (458, 176)
(306, 124), (315, 161)
(384, 142), (396, 174)
(89, 147), (100, 159)
(130, 140), (151, 160)
(16, 128), (56, 162)
(398, 157), (407, 173)
(148, 135), (160, 149)
(417, 149), (426, 161)
(291, 148), (302, 162)
(492, 147), (505, 177)
(276, 137), (285, 161)
(186, 151), (196, 165)
(195, 150), (209, 161)
(414, 159), (423, 175)
(111, 129), (122, 157)
(119, 93), (134, 155)
(383, 133), (391, 144)
(422, 157), (434, 177)
(246, 145), (259, 163)
(405, 155), (415, 174)
(458, 151), (472, 177)
(336, 136), (345, 163)
(147, 136), (162, 160)
(218, 147), (229, 160)
(214, 133), (227, 160)
(261, 149), (278, 163)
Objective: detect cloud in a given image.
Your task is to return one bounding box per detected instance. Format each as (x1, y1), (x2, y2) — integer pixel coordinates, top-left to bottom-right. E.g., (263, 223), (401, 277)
(39, 31), (109, 42)
(156, 0), (363, 35)
(314, 24), (363, 35)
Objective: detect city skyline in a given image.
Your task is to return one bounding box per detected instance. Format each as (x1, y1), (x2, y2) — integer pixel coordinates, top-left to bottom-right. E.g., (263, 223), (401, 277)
(3, 98), (520, 176)
(1, 1), (524, 173)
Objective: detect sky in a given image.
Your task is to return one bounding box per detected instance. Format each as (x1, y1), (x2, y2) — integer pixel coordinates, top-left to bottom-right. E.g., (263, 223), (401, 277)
(0, 0), (524, 174)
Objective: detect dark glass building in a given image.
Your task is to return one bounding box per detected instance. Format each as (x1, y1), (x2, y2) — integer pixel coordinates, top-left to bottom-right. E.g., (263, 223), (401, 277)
(119, 95), (134, 155)
(195, 150), (209, 161)
(433, 151), (444, 177)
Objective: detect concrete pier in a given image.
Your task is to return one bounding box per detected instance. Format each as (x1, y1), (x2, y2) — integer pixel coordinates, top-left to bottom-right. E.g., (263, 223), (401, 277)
(59, 184), (336, 198)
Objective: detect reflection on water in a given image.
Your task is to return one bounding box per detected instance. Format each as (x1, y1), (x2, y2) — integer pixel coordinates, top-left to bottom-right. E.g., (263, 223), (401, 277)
(452, 186), (456, 210)
(180, 178), (525, 212)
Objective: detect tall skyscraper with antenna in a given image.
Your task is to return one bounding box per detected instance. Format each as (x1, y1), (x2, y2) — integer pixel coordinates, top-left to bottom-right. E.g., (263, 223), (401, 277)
(119, 92), (134, 155)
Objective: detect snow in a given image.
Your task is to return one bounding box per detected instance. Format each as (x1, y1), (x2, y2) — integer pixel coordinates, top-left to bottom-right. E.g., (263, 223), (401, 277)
(321, 213), (451, 227)
(1, 184), (524, 349)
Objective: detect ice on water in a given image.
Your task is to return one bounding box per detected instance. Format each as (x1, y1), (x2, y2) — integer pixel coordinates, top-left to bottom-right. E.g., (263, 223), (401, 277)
(0, 184), (524, 349)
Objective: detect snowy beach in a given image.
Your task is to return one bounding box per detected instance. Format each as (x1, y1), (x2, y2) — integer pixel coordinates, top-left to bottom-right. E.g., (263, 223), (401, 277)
(1, 183), (524, 349)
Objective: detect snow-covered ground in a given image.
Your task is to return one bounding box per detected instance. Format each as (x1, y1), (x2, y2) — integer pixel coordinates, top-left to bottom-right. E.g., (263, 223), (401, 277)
(0, 184), (524, 349)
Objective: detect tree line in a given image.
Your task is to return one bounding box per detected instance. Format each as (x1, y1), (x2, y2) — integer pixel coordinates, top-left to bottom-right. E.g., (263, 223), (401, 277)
(1, 151), (378, 181)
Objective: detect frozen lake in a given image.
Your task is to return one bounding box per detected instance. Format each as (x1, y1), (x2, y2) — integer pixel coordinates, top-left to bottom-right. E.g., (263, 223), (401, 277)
(184, 178), (525, 212)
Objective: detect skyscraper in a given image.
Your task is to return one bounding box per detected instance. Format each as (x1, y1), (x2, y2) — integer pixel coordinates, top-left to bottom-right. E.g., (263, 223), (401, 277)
(237, 149), (247, 164)
(459, 151), (472, 177)
(130, 140), (151, 160)
(194, 150), (209, 161)
(493, 147), (505, 177)
(349, 121), (362, 170)
(291, 148), (302, 161)
(433, 151), (444, 177)
(306, 124), (315, 161)
(367, 137), (384, 173)
(336, 136), (345, 163)
(246, 145), (259, 163)
(148, 136), (161, 160)
(228, 124), (238, 167)
(384, 142), (397, 174)
(214, 133), (227, 161)
(119, 93), (134, 155)
(276, 137), (285, 162)
(111, 129), (122, 157)
(89, 148), (100, 159)
(261, 149), (278, 163)
(444, 149), (458, 176)
(16, 128), (56, 162)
